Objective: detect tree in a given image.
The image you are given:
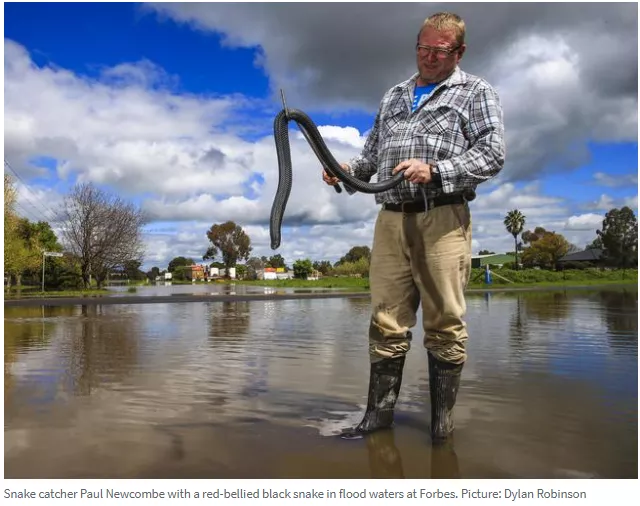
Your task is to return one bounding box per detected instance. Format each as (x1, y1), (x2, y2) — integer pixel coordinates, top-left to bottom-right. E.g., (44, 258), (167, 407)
(59, 183), (147, 289)
(313, 260), (332, 275)
(146, 266), (161, 281)
(521, 226), (548, 245)
(586, 237), (603, 250)
(121, 260), (146, 280)
(597, 206), (638, 271)
(266, 254), (286, 269)
(333, 256), (370, 277)
(235, 264), (247, 279)
(4, 176), (43, 288)
(478, 249), (496, 255)
(336, 245), (371, 266)
(168, 256), (194, 272)
(504, 210), (526, 270)
(521, 230), (570, 269)
(293, 258), (313, 279)
(245, 257), (265, 280)
(203, 221), (252, 276)
(16, 218), (63, 286)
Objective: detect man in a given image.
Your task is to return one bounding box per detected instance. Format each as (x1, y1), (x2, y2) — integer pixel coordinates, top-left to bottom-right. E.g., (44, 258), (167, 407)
(323, 12), (505, 443)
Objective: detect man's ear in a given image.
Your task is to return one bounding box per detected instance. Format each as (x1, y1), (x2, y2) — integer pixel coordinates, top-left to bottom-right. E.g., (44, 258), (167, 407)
(459, 44), (467, 59)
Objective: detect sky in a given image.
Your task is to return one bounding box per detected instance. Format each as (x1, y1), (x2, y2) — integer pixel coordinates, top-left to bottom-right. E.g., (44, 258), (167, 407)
(3, 2), (638, 271)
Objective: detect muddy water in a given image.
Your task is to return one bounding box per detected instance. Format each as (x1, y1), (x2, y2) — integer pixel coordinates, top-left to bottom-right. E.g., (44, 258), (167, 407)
(4, 286), (637, 479)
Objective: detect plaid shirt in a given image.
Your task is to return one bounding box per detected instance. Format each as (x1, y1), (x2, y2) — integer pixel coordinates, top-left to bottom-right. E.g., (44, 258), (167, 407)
(345, 66), (505, 203)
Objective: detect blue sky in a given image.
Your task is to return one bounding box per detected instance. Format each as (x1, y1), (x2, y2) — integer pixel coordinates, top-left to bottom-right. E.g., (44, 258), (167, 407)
(4, 2), (638, 269)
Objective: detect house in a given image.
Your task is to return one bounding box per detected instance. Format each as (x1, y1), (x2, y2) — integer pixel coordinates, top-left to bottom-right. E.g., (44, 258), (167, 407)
(185, 265), (205, 281)
(558, 248), (603, 265)
(471, 254), (515, 269)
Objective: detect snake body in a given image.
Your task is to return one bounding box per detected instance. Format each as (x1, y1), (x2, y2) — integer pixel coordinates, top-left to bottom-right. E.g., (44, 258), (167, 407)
(270, 108), (406, 250)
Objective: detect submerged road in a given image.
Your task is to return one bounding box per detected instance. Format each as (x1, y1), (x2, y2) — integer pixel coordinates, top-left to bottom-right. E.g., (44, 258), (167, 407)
(4, 283), (633, 308)
(4, 291), (371, 307)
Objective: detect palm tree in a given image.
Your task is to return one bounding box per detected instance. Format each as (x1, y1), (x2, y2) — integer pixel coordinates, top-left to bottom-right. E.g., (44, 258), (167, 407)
(504, 209), (526, 270)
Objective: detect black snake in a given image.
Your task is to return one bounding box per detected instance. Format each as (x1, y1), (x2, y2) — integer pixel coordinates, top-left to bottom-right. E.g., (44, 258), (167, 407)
(269, 106), (406, 250)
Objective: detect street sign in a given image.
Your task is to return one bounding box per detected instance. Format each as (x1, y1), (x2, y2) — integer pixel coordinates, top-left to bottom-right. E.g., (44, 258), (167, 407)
(44, 252), (63, 257)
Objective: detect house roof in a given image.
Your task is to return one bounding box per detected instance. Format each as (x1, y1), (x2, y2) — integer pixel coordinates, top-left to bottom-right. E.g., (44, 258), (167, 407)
(471, 254), (515, 265)
(559, 248), (603, 262)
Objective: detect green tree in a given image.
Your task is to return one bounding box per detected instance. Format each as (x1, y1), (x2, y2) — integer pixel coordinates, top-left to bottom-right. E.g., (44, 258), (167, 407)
(168, 256), (194, 272)
(147, 266), (161, 281)
(504, 210), (526, 270)
(521, 231), (570, 269)
(333, 256), (370, 277)
(122, 260), (146, 280)
(266, 254), (286, 269)
(4, 176), (45, 288)
(522, 226), (548, 245)
(203, 221), (252, 277)
(235, 264), (247, 279)
(586, 236), (603, 250)
(336, 245), (371, 266)
(596, 206), (638, 271)
(312, 260), (332, 275)
(293, 258), (313, 279)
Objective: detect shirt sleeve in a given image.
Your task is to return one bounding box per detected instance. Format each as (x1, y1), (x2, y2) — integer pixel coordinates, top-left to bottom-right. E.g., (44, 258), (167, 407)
(435, 84), (505, 194)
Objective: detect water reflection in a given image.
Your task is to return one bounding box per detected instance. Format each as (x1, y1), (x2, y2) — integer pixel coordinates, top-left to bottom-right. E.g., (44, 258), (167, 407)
(4, 286), (637, 479)
(599, 289), (638, 350)
(208, 301), (252, 341)
(366, 430), (405, 479)
(67, 305), (140, 396)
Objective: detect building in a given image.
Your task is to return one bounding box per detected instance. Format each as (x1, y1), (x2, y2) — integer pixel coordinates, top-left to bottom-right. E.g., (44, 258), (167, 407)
(558, 248), (603, 265)
(184, 264), (205, 281)
(471, 254), (516, 269)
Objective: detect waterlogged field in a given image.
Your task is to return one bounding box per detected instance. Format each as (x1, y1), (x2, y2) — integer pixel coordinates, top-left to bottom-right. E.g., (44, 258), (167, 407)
(4, 286), (637, 479)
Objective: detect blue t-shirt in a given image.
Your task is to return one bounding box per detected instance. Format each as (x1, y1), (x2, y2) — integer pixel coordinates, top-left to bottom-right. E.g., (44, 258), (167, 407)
(412, 84), (437, 112)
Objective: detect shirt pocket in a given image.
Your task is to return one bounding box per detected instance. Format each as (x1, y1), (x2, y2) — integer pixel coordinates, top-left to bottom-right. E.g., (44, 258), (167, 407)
(414, 107), (452, 136)
(379, 104), (409, 143)
(413, 107), (467, 160)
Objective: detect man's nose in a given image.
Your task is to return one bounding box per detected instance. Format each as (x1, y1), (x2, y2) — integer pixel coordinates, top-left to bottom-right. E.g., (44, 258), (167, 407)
(426, 51), (439, 63)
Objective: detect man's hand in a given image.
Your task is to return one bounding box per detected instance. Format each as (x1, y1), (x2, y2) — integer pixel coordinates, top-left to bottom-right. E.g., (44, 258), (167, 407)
(392, 159), (432, 184)
(322, 163), (350, 186)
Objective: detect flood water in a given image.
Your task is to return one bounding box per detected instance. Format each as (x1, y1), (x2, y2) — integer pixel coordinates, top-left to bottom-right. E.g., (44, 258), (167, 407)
(4, 285), (638, 479)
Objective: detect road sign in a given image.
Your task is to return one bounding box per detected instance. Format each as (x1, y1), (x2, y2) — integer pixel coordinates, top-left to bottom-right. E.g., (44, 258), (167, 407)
(44, 252), (63, 257)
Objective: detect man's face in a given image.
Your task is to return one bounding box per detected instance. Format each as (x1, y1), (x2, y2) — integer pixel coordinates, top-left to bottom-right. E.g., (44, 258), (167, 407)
(416, 27), (465, 84)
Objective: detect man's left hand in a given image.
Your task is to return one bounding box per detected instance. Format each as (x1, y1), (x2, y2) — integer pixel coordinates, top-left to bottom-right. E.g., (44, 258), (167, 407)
(392, 159), (432, 184)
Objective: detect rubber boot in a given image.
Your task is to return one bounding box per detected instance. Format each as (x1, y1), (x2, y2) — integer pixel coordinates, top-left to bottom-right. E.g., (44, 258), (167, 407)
(340, 355), (405, 439)
(428, 352), (463, 443)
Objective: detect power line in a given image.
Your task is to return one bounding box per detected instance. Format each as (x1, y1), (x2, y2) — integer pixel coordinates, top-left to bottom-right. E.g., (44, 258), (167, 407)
(4, 158), (57, 222)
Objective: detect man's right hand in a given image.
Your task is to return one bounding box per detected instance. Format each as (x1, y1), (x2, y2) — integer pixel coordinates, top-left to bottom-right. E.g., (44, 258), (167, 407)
(322, 163), (350, 186)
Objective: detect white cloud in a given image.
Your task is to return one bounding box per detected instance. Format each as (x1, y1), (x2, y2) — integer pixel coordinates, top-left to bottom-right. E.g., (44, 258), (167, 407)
(4, 39), (258, 200)
(5, 1), (638, 269)
(4, 39), (381, 268)
(564, 213), (604, 231)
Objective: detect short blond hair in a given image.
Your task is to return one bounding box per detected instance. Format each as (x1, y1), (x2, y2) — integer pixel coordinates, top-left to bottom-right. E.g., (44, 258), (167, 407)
(419, 12), (466, 46)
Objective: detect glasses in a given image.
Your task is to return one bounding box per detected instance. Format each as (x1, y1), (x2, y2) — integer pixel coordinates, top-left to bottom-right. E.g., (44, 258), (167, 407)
(416, 44), (460, 58)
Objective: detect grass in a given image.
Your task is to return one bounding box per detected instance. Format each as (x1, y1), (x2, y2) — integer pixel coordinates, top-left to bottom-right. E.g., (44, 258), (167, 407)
(466, 267), (637, 288)
(5, 269), (635, 299)
(4, 288), (110, 299)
